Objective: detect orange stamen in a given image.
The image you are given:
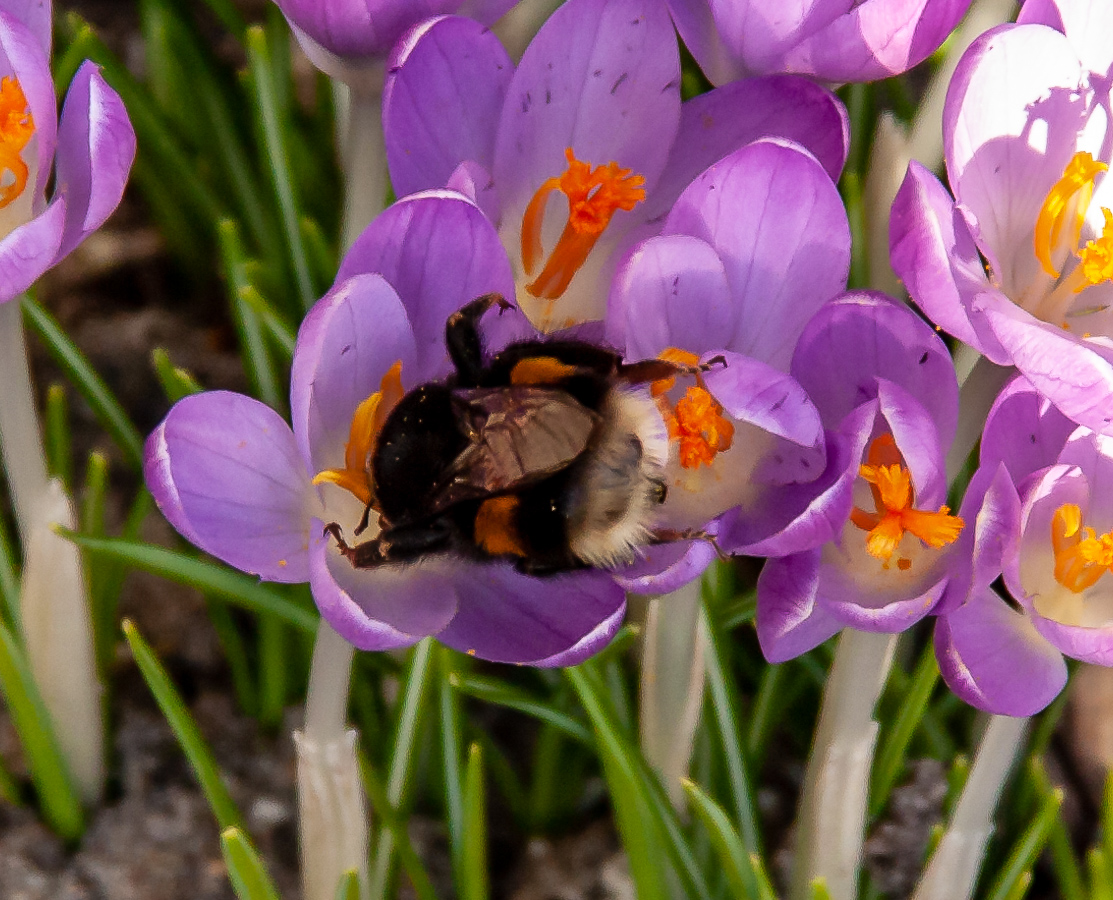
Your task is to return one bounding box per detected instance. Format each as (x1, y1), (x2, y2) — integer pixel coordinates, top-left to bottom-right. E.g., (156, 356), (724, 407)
(1052, 502), (1113, 592)
(0, 77), (34, 209)
(661, 384), (734, 469)
(850, 434), (963, 567)
(521, 148), (645, 300)
(312, 361), (404, 507)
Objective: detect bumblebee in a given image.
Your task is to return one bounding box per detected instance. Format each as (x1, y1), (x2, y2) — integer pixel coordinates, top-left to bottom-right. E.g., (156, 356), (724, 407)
(324, 293), (720, 575)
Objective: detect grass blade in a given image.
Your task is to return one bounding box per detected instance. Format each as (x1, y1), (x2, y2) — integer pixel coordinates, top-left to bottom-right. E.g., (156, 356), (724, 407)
(983, 784), (1062, 900)
(682, 778), (766, 900)
(462, 743), (489, 900)
(124, 620), (244, 830)
(23, 298), (144, 471)
(221, 826), (281, 900)
(0, 621), (83, 839)
(451, 672), (593, 746)
(65, 533), (318, 634)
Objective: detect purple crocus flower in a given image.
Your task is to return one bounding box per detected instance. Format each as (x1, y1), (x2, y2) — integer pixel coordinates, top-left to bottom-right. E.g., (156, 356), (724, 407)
(930, 375), (1113, 716)
(381, 0), (849, 330)
(754, 293), (965, 661)
(145, 192), (625, 665)
(666, 0), (972, 85)
(272, 0), (517, 80)
(606, 138), (848, 591)
(0, 3), (135, 301)
(891, 0), (1113, 434)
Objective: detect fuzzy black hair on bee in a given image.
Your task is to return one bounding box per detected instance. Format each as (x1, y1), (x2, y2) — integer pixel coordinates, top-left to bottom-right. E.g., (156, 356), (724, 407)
(323, 293), (722, 576)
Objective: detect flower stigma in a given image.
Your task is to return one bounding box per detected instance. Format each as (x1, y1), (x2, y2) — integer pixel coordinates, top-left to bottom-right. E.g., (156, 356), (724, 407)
(1051, 502), (1113, 592)
(0, 77), (34, 208)
(652, 348), (734, 469)
(520, 148), (645, 301)
(849, 434), (963, 569)
(312, 361), (404, 507)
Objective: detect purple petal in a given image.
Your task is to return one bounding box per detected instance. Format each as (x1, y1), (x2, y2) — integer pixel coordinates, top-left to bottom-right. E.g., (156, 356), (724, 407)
(609, 234), (737, 357)
(644, 75), (849, 219)
(875, 377), (949, 507)
(53, 62), (136, 262)
(445, 160), (501, 224)
(383, 16), (512, 198)
(756, 551), (842, 663)
(889, 162), (995, 355)
(729, 408), (871, 557)
(781, 0), (971, 82)
(819, 563), (947, 633)
(0, 196), (64, 302)
(979, 291), (1113, 434)
(438, 567), (626, 664)
(275, 0), (468, 59)
(0, 10), (56, 204)
(980, 375), (1075, 484)
(614, 534), (718, 594)
(792, 291), (957, 441)
(665, 138), (849, 370)
(665, 0), (744, 85)
(935, 586), (1067, 716)
(492, 0), (681, 216)
(144, 392), (314, 583)
(290, 273), (417, 474)
(1056, 431), (1113, 530)
(3, 1), (49, 56)
(309, 525), (459, 650)
(944, 25), (1088, 300)
(1020, 0), (1113, 78)
(703, 350), (824, 455)
(338, 191), (515, 378)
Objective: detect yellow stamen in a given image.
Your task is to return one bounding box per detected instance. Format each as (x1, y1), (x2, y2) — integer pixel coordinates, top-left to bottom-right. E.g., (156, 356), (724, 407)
(1078, 208), (1113, 289)
(312, 361), (404, 507)
(1052, 502), (1113, 592)
(0, 77), (34, 209)
(521, 147), (645, 300)
(1034, 151), (1108, 278)
(851, 434), (963, 567)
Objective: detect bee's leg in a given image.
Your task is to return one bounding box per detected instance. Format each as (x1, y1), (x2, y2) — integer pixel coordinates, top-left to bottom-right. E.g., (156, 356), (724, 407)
(615, 354), (728, 385)
(650, 528), (731, 561)
(446, 293), (514, 386)
(323, 522), (388, 567)
(353, 502), (375, 536)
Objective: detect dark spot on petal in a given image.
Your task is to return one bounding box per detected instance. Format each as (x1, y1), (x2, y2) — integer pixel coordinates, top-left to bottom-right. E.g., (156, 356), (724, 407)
(611, 72), (629, 94)
(545, 89), (551, 104)
(771, 395), (786, 411)
(919, 351), (929, 364)
(341, 344), (352, 354)
(1030, 434), (1037, 444)
(593, 68), (603, 77)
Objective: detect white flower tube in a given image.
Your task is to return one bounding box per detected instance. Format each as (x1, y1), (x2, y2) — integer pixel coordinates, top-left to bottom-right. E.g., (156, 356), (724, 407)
(296, 620), (370, 900)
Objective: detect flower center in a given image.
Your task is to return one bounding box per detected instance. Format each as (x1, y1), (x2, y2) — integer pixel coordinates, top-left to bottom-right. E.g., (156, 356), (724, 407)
(652, 348), (734, 469)
(1051, 502), (1113, 592)
(0, 77), (34, 209)
(848, 434), (963, 569)
(312, 361), (404, 508)
(520, 147), (645, 300)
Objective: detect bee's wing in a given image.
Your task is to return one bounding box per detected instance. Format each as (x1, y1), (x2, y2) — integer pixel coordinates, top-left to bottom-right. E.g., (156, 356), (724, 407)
(431, 387), (600, 511)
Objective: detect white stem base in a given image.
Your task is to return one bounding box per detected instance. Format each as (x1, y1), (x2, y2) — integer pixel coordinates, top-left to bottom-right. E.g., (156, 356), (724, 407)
(639, 578), (707, 812)
(298, 621), (368, 900)
(791, 629), (897, 900)
(913, 715), (1028, 900)
(21, 480), (104, 804)
(295, 728), (370, 900)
